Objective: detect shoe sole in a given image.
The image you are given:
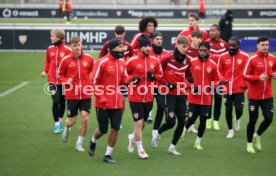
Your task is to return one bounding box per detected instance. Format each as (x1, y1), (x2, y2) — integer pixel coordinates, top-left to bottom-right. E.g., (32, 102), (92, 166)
(139, 156), (149, 159)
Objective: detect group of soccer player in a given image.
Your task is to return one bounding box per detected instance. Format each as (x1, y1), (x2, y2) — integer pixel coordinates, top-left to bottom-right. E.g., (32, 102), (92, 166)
(41, 13), (276, 163)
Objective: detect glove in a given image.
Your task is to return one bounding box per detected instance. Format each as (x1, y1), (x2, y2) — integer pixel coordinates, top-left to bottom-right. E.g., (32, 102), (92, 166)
(221, 80), (229, 85)
(147, 72), (156, 81)
(132, 77), (141, 84)
(192, 86), (199, 94)
(187, 77), (194, 83)
(166, 82), (176, 90)
(241, 84), (248, 89)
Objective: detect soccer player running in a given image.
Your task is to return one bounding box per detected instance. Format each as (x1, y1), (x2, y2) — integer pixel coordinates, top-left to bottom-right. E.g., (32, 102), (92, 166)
(151, 36), (192, 155)
(131, 16), (158, 55)
(59, 36), (94, 152)
(177, 12), (208, 41)
(205, 24), (227, 130)
(243, 36), (276, 154)
(148, 31), (168, 124)
(41, 29), (72, 134)
(99, 25), (134, 61)
(126, 34), (163, 159)
(88, 39), (128, 163)
(181, 42), (220, 150)
(218, 37), (249, 138)
(185, 30), (203, 134)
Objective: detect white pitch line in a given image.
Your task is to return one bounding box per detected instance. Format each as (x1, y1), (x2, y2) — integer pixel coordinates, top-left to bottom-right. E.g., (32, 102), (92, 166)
(0, 82), (29, 98)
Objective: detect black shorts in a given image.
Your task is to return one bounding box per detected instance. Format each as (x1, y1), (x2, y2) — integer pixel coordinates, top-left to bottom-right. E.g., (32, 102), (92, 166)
(166, 95), (187, 115)
(248, 98), (274, 121)
(129, 102), (153, 121)
(96, 108), (123, 133)
(67, 98), (91, 117)
(188, 103), (210, 118)
(224, 93), (245, 110)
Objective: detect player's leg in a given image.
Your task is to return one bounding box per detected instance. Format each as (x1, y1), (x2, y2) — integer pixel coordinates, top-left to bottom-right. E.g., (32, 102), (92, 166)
(246, 99), (259, 153)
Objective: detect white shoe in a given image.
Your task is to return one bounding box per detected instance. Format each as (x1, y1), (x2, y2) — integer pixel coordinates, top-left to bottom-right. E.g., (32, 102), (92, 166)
(138, 150), (149, 159)
(128, 134), (135, 153)
(188, 125), (198, 134)
(235, 119), (241, 132)
(152, 130), (161, 139)
(168, 147), (181, 155)
(226, 130), (234, 139)
(151, 130), (159, 148)
(75, 143), (85, 152)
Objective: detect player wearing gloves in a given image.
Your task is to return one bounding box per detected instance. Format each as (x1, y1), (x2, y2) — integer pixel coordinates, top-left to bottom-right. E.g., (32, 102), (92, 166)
(126, 34), (163, 159)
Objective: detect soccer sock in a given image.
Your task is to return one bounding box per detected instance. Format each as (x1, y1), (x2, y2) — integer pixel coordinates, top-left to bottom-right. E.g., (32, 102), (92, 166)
(64, 126), (69, 131)
(130, 132), (135, 142)
(105, 146), (113, 156)
(149, 110), (152, 118)
(169, 144), (175, 150)
(254, 133), (260, 137)
(196, 136), (201, 143)
(91, 136), (97, 143)
(59, 118), (63, 124)
(55, 122), (60, 126)
(229, 129), (234, 133)
(77, 136), (84, 145)
(136, 141), (144, 152)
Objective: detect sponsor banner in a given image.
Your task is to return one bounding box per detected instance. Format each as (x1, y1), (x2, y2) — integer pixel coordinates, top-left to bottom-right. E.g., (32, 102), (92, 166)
(0, 29), (275, 52)
(1, 8), (276, 19)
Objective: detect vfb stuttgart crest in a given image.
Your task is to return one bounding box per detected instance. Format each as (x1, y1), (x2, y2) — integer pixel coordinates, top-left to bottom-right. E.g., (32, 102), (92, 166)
(237, 59), (242, 65)
(150, 63), (155, 69)
(82, 61), (88, 67)
(133, 113), (139, 119)
(50, 52), (55, 57)
(220, 42), (225, 48)
(60, 51), (65, 58)
(269, 61), (273, 67)
(19, 35), (27, 45)
(207, 66), (212, 73)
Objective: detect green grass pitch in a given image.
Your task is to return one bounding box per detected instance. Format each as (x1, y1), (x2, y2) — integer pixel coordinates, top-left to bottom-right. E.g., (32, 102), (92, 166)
(0, 51), (276, 176)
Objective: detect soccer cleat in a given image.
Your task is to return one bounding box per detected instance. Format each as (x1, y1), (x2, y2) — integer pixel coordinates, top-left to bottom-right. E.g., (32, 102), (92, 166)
(180, 128), (188, 142)
(168, 147), (181, 156)
(127, 134), (135, 153)
(253, 135), (262, 151)
(138, 150), (149, 159)
(54, 124), (61, 134)
(226, 130), (234, 139)
(206, 119), (212, 129)
(213, 121), (220, 130)
(151, 130), (159, 148)
(247, 144), (256, 154)
(188, 125), (198, 134)
(88, 140), (96, 156)
(75, 143), (85, 152)
(103, 155), (116, 163)
(194, 142), (203, 150)
(234, 119), (241, 132)
(61, 128), (69, 143)
(60, 123), (63, 132)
